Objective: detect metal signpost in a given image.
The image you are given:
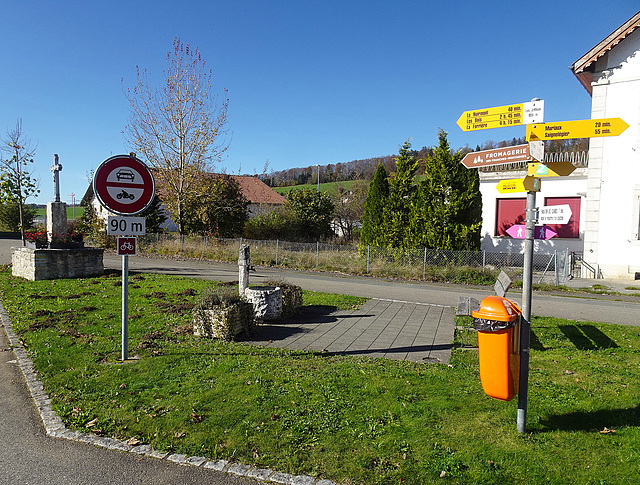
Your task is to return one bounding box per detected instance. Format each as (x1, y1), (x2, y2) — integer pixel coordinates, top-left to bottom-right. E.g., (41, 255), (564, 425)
(458, 98), (629, 433)
(93, 155), (155, 360)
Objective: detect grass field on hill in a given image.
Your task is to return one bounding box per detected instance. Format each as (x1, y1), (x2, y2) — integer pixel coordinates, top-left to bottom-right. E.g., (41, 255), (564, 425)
(272, 180), (360, 197)
(1, 268), (639, 484)
(35, 206), (84, 220)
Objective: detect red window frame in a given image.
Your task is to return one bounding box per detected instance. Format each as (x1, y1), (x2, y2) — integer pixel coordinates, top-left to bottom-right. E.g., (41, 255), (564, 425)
(495, 198), (526, 236)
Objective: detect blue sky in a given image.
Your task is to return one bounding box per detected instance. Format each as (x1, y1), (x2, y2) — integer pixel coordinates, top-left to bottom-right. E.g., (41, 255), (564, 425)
(2, 1), (639, 203)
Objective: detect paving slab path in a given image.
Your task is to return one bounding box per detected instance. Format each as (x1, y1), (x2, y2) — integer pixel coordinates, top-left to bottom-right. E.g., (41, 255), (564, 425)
(243, 298), (455, 363)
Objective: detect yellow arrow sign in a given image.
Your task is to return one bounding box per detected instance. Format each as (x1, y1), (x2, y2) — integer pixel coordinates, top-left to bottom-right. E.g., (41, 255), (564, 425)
(528, 162), (576, 177)
(526, 118), (629, 141)
(457, 103), (524, 131)
(496, 176), (541, 193)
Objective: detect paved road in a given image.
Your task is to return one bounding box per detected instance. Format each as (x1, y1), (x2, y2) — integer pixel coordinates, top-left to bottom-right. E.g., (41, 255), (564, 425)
(103, 253), (640, 327)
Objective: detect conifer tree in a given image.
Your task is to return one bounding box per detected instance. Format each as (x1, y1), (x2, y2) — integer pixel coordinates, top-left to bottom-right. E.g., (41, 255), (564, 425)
(360, 164), (389, 247)
(414, 130), (482, 250)
(384, 141), (418, 248)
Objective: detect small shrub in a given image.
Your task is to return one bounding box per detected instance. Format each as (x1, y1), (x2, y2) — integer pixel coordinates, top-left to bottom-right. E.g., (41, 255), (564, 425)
(195, 287), (244, 310)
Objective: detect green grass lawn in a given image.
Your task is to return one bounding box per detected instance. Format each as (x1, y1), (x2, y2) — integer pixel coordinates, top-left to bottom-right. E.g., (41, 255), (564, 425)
(0, 267), (639, 484)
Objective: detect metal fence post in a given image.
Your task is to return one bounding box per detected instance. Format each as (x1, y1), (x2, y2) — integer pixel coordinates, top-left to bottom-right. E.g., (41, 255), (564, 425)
(316, 241), (319, 269)
(483, 250), (486, 271)
(367, 245), (370, 274)
(423, 247), (427, 279)
(276, 239), (279, 266)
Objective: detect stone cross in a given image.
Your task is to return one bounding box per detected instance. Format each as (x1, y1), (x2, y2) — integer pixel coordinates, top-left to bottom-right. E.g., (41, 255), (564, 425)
(50, 154), (63, 202)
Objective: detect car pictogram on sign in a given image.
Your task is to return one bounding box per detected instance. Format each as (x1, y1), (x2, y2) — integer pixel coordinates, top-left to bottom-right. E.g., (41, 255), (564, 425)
(116, 169), (135, 182)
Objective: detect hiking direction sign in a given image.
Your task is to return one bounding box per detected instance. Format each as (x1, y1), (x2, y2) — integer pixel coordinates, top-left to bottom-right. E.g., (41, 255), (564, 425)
(461, 144), (532, 169)
(539, 204), (572, 225)
(526, 118), (629, 142)
(456, 100), (544, 132)
(506, 224), (557, 240)
(93, 155), (155, 216)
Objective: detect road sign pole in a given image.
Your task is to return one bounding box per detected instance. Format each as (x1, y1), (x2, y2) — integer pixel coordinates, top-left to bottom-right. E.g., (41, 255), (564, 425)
(517, 189), (536, 433)
(122, 254), (129, 361)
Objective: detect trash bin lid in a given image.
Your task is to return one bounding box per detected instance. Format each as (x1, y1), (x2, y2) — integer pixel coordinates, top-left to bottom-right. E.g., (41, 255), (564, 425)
(471, 295), (520, 322)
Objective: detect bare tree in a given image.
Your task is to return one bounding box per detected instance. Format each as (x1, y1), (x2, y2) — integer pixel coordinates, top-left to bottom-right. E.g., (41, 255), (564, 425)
(124, 38), (229, 234)
(0, 119), (39, 244)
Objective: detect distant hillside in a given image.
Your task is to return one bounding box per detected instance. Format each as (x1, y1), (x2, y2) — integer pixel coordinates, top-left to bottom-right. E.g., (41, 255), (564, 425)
(263, 136), (584, 191)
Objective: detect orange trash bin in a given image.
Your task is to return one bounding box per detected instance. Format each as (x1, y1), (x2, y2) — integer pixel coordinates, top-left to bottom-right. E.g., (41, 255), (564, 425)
(472, 296), (521, 401)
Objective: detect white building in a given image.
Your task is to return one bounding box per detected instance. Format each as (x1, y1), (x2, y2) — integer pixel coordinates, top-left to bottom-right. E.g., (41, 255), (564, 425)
(570, 10), (640, 280)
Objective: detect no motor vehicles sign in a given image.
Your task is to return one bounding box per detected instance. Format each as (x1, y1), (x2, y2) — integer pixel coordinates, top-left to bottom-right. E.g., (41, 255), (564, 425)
(93, 155), (155, 215)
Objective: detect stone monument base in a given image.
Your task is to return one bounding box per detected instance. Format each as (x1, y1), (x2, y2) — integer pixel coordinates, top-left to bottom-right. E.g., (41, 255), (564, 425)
(12, 247), (104, 281)
(46, 201), (67, 237)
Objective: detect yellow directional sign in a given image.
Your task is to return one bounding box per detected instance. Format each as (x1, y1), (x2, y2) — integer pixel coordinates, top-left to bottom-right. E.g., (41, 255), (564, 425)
(496, 176), (541, 193)
(457, 103), (524, 131)
(528, 162), (576, 177)
(526, 118), (629, 141)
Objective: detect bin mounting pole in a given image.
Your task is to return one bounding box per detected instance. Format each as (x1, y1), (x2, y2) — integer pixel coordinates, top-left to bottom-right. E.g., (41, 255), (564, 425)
(517, 189), (536, 433)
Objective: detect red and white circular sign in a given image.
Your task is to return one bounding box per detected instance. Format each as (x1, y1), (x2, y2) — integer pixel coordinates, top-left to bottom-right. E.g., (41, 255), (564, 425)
(93, 155), (155, 215)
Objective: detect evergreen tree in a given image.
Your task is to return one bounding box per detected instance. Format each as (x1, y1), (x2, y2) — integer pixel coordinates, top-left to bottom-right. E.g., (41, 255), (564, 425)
(384, 140), (418, 248)
(139, 195), (167, 233)
(360, 164), (389, 247)
(414, 130), (482, 250)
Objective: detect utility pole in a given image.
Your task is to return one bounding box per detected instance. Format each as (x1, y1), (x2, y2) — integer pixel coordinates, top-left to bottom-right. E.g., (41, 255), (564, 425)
(68, 193), (76, 219)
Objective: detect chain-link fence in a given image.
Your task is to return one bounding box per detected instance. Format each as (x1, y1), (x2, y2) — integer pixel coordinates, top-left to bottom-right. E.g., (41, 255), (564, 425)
(139, 234), (571, 286)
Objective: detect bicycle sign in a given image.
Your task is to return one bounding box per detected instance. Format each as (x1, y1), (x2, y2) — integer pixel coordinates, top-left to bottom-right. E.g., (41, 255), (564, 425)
(117, 237), (137, 256)
(93, 155), (155, 215)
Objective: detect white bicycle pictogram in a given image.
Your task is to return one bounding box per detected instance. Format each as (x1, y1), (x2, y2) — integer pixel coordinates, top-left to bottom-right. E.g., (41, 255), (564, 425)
(120, 241), (134, 251)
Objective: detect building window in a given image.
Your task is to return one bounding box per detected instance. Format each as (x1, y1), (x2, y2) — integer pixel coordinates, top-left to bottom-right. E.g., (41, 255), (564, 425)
(495, 198), (526, 236)
(544, 197), (581, 238)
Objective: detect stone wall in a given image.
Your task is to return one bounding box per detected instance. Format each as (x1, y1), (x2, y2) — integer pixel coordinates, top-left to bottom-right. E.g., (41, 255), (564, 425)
(11, 247), (104, 281)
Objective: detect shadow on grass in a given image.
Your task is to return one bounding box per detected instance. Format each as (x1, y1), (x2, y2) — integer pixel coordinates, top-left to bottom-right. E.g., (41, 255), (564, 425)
(558, 325), (619, 350)
(530, 329), (545, 351)
(539, 405), (640, 432)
